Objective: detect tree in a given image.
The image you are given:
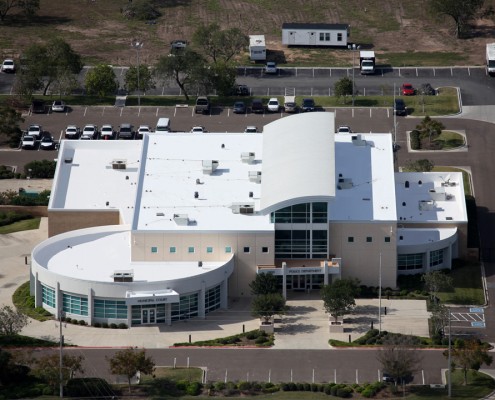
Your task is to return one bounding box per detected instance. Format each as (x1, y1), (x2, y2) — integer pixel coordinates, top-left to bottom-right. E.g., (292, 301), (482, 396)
(20, 38), (83, 96)
(108, 348), (155, 393)
(429, 0), (492, 38)
(122, 0), (161, 20)
(154, 49), (205, 100)
(321, 278), (360, 322)
(124, 64), (155, 93)
(0, 348), (30, 386)
(430, 303), (450, 343)
(192, 23), (248, 63)
(32, 353), (84, 393)
(377, 335), (423, 386)
(251, 293), (288, 323)
(421, 270), (453, 304)
(0, 305), (29, 336)
(249, 273), (279, 296)
(85, 64), (118, 98)
(415, 116), (444, 144)
(0, 105), (23, 146)
(448, 339), (493, 384)
(24, 159), (56, 179)
(334, 77), (353, 104)
(200, 60), (237, 97)
(0, 0), (40, 21)
(403, 159), (435, 172)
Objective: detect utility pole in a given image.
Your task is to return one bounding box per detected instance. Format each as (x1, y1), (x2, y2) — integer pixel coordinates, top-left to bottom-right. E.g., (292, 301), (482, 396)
(59, 309), (65, 398)
(131, 39), (144, 107)
(448, 310), (452, 397)
(378, 253), (382, 333)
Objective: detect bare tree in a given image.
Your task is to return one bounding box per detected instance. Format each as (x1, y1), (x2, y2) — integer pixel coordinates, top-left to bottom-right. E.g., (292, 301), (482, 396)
(422, 270), (453, 304)
(0, 305), (29, 336)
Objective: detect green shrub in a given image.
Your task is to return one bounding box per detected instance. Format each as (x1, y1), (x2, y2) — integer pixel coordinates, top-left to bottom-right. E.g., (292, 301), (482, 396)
(214, 381), (225, 391)
(255, 336), (267, 344)
(118, 323), (128, 329)
(362, 388), (375, 397)
(65, 317), (72, 323)
(66, 378), (112, 397)
(311, 383), (320, 392)
(246, 331), (258, 340)
(336, 386), (353, 398)
(410, 129), (421, 149)
(238, 381), (251, 391)
(78, 320), (86, 325)
(176, 379), (188, 391)
(93, 322), (101, 328)
(71, 319), (79, 324)
(102, 322), (109, 328)
(110, 323), (117, 329)
(186, 381), (202, 395)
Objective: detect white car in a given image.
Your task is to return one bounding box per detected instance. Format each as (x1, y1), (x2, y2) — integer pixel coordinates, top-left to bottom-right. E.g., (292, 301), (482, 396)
(40, 136), (55, 150)
(244, 126), (258, 133)
(337, 126), (352, 134)
(190, 126), (207, 133)
(27, 124), (42, 139)
(137, 125), (152, 138)
(65, 125), (80, 139)
(21, 135), (35, 149)
(51, 100), (66, 112)
(265, 61), (277, 74)
(1, 59), (15, 73)
(100, 124), (114, 139)
(81, 124), (97, 140)
(267, 98), (280, 112)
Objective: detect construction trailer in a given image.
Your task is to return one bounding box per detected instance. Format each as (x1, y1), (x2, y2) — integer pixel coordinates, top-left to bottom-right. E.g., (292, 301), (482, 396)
(249, 35), (266, 61)
(486, 43), (495, 75)
(282, 23), (349, 47)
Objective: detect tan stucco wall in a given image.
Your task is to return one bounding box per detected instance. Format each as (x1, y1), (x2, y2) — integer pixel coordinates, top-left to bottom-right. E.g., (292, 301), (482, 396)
(48, 210), (121, 237)
(329, 222), (397, 288)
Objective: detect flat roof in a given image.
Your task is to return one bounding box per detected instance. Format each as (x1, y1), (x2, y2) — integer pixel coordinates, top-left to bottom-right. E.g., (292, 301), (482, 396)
(249, 35), (265, 46)
(282, 23), (349, 30)
(330, 133), (397, 221)
(397, 227), (457, 246)
(395, 172), (467, 223)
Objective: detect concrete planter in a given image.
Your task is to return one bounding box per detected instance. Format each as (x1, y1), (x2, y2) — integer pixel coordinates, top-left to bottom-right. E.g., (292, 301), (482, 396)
(329, 320), (344, 333)
(260, 317), (275, 334)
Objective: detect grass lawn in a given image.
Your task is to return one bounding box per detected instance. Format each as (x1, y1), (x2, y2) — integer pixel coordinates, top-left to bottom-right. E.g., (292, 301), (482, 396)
(432, 130), (465, 149)
(432, 166), (472, 196)
(141, 367), (203, 383)
(12, 281), (53, 321)
(437, 262), (484, 305)
(0, 217), (40, 234)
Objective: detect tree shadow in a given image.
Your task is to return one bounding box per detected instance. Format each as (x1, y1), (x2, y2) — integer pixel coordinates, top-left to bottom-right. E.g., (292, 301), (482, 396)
(3, 15), (72, 27)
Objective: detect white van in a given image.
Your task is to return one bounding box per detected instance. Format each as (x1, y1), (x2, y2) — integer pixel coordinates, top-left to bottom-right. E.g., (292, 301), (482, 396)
(156, 118), (171, 133)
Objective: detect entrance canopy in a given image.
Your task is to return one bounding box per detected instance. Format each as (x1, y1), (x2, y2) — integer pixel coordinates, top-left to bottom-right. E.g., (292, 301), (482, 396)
(125, 289), (180, 306)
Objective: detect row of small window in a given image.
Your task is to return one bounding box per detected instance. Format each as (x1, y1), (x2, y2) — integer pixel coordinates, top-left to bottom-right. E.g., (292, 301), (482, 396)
(348, 236), (391, 243)
(397, 249), (444, 271)
(271, 202), (328, 224)
(319, 32), (343, 42)
(151, 246), (269, 254)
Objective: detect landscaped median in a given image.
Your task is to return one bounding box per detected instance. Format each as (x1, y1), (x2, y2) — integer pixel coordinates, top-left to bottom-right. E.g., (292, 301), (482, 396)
(173, 329), (273, 348)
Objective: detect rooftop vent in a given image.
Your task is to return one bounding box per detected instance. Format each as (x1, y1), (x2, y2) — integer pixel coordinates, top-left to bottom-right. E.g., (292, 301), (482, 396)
(351, 134), (366, 146)
(248, 171), (262, 183)
(112, 159), (127, 170)
(156, 212), (164, 216)
(113, 270), (134, 282)
(441, 181), (457, 187)
(173, 214), (190, 226)
(337, 178), (353, 190)
(202, 160), (219, 175)
(194, 191), (199, 199)
(429, 187), (446, 201)
(419, 200), (435, 211)
(64, 157), (73, 164)
(231, 202), (255, 214)
(241, 152), (256, 164)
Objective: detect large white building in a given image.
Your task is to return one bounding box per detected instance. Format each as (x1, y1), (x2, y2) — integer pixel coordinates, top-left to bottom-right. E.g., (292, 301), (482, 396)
(30, 112), (468, 327)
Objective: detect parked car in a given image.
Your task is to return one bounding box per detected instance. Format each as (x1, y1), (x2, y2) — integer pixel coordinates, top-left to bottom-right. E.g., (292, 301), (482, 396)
(284, 101), (298, 113)
(251, 99), (264, 114)
(27, 124), (42, 139)
(1, 59), (15, 73)
(137, 125), (152, 139)
(301, 98), (315, 112)
(30, 100), (46, 114)
(118, 123), (134, 139)
(267, 98), (280, 112)
(100, 124), (115, 140)
(337, 126), (352, 134)
(195, 96), (210, 114)
(51, 100), (66, 112)
(419, 83), (436, 96)
(40, 135), (55, 150)
(393, 99), (407, 116)
(65, 125), (80, 139)
(21, 135), (36, 149)
(233, 101), (246, 114)
(232, 84), (249, 96)
(191, 126), (207, 133)
(81, 124), (98, 140)
(244, 126), (258, 133)
(170, 40), (187, 51)
(265, 61), (278, 74)
(401, 83), (415, 96)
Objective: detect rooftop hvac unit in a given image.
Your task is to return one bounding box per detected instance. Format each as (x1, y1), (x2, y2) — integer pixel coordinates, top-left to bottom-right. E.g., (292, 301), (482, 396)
(351, 134), (366, 146)
(231, 202), (255, 214)
(112, 159), (127, 169)
(337, 178), (353, 189)
(248, 170), (262, 183)
(429, 187), (446, 201)
(173, 214), (190, 226)
(241, 152), (256, 164)
(419, 200), (435, 211)
(202, 160), (219, 175)
(64, 157), (73, 164)
(113, 270), (134, 282)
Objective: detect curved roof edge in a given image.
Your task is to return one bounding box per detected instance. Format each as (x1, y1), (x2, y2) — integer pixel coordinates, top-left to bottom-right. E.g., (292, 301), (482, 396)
(260, 195), (334, 215)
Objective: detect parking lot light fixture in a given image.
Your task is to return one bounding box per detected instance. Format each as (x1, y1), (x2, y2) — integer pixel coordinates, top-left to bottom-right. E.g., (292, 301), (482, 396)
(348, 43), (360, 107)
(131, 39), (144, 107)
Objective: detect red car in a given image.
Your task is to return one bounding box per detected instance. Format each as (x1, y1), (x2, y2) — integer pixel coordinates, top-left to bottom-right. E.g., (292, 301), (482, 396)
(401, 83), (415, 96)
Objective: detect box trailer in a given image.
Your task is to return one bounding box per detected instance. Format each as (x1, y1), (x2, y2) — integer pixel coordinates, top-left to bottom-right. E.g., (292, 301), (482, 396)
(487, 43), (495, 75)
(282, 23), (349, 47)
(359, 51), (375, 75)
(249, 35), (266, 61)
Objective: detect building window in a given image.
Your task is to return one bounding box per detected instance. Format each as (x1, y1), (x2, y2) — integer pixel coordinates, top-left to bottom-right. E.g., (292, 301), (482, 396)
(94, 299), (127, 319)
(63, 293), (88, 316)
(348, 237), (354, 243)
(41, 285), (56, 308)
(262, 246), (269, 253)
(170, 246), (176, 253)
(171, 293), (198, 321)
(275, 229), (310, 259)
(366, 237), (372, 243)
(205, 285), (221, 314)
(384, 237), (391, 243)
(271, 202), (327, 224)
(430, 249), (444, 267)
(405, 181), (410, 188)
(207, 246), (213, 254)
(319, 32), (324, 41)
(243, 246), (250, 253)
(337, 33), (343, 41)
(312, 230), (328, 255)
(151, 246), (157, 253)
(312, 202), (328, 223)
(188, 247), (195, 253)
(398, 253), (424, 270)
(225, 246), (232, 253)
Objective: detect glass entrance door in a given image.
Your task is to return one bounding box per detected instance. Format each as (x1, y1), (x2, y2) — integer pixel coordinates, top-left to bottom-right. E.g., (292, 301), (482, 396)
(142, 307), (156, 324)
(292, 275), (307, 290)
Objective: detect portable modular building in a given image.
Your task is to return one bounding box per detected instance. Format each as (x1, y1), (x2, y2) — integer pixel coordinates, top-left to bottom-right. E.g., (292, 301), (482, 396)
(282, 23), (349, 47)
(249, 35), (266, 61)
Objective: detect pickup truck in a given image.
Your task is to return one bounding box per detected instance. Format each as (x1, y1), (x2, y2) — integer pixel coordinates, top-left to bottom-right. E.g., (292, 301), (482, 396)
(195, 97), (210, 114)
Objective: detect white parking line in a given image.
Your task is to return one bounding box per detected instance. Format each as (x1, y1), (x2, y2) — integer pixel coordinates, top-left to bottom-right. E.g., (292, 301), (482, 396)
(101, 107), (105, 116)
(156, 108), (159, 117)
(119, 107), (123, 117)
(84, 107), (87, 117)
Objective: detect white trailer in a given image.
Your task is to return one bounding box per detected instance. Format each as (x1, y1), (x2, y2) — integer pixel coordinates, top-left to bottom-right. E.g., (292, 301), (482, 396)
(249, 35), (266, 61)
(282, 23), (349, 47)
(359, 51), (375, 75)
(487, 43), (495, 75)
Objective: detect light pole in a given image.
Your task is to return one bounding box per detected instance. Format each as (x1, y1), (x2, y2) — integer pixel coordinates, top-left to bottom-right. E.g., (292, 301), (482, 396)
(348, 43), (360, 107)
(131, 39), (144, 107)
